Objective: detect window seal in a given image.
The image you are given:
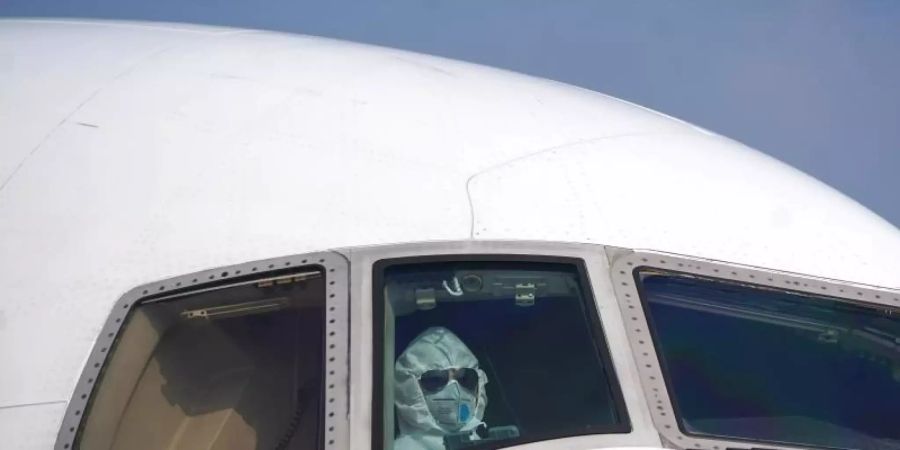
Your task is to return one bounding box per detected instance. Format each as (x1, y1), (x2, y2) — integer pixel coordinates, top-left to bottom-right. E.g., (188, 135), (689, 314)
(609, 249), (900, 450)
(371, 253), (632, 450)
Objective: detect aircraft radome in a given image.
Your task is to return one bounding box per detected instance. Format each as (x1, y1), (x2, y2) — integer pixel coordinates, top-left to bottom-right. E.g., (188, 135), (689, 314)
(1, 18), (898, 450)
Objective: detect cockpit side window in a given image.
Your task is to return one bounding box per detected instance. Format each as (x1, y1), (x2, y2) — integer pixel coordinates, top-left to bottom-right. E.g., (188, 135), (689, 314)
(73, 268), (328, 450)
(373, 257), (630, 450)
(636, 270), (900, 450)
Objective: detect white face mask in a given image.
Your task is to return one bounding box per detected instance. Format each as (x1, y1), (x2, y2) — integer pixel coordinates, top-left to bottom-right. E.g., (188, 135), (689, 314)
(423, 380), (477, 431)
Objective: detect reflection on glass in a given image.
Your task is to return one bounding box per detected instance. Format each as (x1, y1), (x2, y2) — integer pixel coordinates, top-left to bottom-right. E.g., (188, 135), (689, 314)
(77, 271), (325, 450)
(639, 271), (900, 450)
(380, 260), (628, 450)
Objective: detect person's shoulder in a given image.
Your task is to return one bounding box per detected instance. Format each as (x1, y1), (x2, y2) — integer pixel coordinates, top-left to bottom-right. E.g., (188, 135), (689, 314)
(392, 434), (432, 450)
(395, 432), (454, 450)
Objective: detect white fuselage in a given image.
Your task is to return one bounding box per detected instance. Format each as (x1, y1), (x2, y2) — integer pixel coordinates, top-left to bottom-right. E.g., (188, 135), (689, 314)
(0, 18), (898, 450)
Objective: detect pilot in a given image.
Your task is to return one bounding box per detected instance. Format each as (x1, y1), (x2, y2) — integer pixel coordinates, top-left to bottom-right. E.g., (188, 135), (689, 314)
(394, 327), (489, 450)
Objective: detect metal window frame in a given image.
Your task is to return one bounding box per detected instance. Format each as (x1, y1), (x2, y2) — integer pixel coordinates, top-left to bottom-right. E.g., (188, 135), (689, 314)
(341, 240), (662, 450)
(608, 247), (900, 450)
(54, 251), (351, 450)
(54, 240), (900, 450)
(371, 254), (632, 449)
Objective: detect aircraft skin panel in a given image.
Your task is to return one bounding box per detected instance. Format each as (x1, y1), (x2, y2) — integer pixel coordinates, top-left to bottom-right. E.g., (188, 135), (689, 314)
(0, 19), (693, 410)
(0, 18), (897, 450)
(469, 132), (900, 289)
(0, 18), (691, 192)
(0, 401), (65, 449)
(0, 20), (207, 186)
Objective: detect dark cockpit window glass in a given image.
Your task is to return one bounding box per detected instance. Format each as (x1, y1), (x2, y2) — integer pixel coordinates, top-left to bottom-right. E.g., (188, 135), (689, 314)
(374, 258), (630, 450)
(77, 270), (326, 450)
(637, 270), (900, 450)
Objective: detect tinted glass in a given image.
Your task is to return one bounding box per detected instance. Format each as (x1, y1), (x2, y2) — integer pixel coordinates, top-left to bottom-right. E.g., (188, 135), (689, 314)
(78, 271), (325, 450)
(377, 259), (629, 450)
(638, 271), (900, 450)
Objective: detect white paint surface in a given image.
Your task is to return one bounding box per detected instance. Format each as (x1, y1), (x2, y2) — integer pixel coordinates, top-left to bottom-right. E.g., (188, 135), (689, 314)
(1, 18), (898, 449)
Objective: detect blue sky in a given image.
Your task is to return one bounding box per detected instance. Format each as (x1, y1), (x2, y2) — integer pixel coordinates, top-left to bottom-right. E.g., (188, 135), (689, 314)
(2, 0), (898, 225)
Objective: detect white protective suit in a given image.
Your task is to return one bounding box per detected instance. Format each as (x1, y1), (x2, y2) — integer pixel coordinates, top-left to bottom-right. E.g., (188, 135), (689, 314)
(394, 327), (489, 450)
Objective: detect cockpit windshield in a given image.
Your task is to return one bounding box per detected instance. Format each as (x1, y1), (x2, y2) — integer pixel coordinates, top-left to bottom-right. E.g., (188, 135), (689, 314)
(375, 258), (629, 450)
(638, 270), (900, 450)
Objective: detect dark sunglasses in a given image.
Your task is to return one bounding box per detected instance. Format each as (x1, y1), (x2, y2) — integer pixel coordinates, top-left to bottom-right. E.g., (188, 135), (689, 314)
(418, 368), (479, 394)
